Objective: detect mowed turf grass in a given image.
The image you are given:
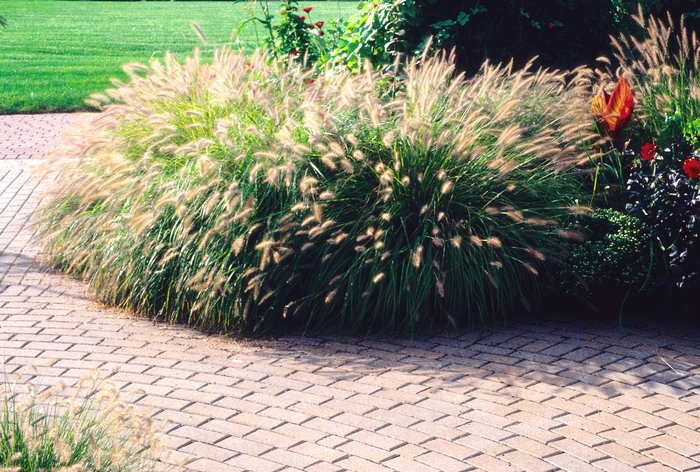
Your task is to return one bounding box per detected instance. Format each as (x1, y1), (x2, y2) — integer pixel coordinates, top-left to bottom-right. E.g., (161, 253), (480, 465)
(0, 1), (359, 114)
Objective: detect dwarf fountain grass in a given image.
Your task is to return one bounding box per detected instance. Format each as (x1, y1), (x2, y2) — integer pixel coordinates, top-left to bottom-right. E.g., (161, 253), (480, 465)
(36, 47), (594, 335)
(608, 6), (700, 144)
(0, 369), (160, 472)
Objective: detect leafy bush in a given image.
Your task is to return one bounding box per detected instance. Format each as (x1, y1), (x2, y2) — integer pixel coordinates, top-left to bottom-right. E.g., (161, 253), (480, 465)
(627, 137), (700, 289)
(331, 0), (700, 74)
(36, 48), (593, 335)
(554, 209), (653, 296)
(241, 0), (330, 65)
(1, 370), (159, 472)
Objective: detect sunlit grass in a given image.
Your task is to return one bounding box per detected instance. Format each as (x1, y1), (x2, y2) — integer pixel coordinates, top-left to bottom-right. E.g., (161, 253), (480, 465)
(35, 46), (595, 336)
(0, 1), (358, 113)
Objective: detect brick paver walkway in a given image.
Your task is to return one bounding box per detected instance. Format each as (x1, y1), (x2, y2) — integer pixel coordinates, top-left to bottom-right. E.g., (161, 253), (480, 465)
(2, 113), (700, 472)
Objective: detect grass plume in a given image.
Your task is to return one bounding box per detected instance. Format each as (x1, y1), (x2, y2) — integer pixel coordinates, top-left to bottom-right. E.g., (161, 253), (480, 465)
(35, 47), (592, 335)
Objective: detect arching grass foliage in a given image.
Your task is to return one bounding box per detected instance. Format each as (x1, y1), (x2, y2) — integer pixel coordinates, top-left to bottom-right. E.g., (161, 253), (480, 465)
(35, 49), (593, 335)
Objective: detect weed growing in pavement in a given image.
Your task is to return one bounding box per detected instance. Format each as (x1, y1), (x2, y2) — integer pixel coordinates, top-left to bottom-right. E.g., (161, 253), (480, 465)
(0, 368), (160, 472)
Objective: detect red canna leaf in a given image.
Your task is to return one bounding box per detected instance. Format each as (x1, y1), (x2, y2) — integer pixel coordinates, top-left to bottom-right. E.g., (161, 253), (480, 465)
(591, 93), (607, 129)
(604, 77), (634, 132)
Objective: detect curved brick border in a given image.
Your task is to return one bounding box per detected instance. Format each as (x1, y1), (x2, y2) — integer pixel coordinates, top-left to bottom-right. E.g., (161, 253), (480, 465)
(1, 114), (700, 472)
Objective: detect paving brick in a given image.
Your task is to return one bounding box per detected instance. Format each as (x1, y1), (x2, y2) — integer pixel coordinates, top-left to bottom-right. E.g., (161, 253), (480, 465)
(383, 455), (435, 472)
(506, 422), (564, 444)
(658, 409), (700, 433)
(545, 452), (603, 472)
(593, 457), (644, 472)
(642, 447), (700, 471)
(465, 398), (518, 417)
(663, 424), (700, 447)
(501, 450), (558, 472)
(169, 425), (226, 444)
(316, 434), (349, 449)
(290, 441), (348, 463)
(338, 439), (398, 463)
(155, 408), (211, 427)
(347, 429), (405, 451)
(467, 453), (521, 472)
(421, 438), (480, 460)
(244, 429), (303, 449)
(458, 421), (515, 442)
(411, 420), (466, 441)
(598, 429), (657, 453)
(503, 435), (559, 458)
(226, 454), (285, 472)
(186, 457), (245, 472)
(558, 413), (613, 435)
(303, 417), (359, 437)
(261, 448), (319, 470)
(638, 463), (682, 472)
(305, 462), (344, 472)
(597, 441), (655, 468)
(138, 394), (191, 411)
(180, 442), (237, 462)
(375, 424), (432, 445)
(463, 409), (517, 429)
(550, 425), (609, 447)
(415, 451), (473, 472)
(273, 423), (327, 443)
(550, 438), (607, 462)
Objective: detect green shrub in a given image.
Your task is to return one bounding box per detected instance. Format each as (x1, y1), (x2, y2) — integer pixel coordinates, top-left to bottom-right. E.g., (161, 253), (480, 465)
(554, 209), (654, 296)
(1, 370), (159, 472)
(36, 48), (593, 335)
(331, 0), (698, 74)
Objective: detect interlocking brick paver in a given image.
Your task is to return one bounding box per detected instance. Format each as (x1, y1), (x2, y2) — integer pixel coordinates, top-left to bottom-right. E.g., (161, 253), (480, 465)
(642, 447), (700, 471)
(503, 451), (558, 472)
(290, 441), (348, 463)
(546, 452), (603, 472)
(5, 114), (700, 471)
(415, 451), (473, 472)
(597, 442), (655, 468)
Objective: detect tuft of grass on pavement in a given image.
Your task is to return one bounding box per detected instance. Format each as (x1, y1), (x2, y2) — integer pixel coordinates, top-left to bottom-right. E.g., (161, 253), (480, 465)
(0, 1), (358, 114)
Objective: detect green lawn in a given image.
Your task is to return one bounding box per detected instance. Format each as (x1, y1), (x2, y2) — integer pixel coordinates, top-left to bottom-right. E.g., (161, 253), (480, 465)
(0, 1), (359, 114)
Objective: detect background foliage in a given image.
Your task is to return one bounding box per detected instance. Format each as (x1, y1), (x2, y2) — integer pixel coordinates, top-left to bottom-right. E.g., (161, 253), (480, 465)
(333, 0), (700, 74)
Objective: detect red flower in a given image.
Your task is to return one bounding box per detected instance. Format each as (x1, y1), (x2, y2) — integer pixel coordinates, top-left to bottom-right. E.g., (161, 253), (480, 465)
(319, 31), (325, 36)
(290, 49), (299, 56)
(315, 21), (324, 28)
(299, 15), (305, 21)
(548, 22), (555, 29)
(303, 7), (312, 13)
(683, 158), (700, 179)
(305, 78), (315, 85)
(640, 142), (658, 161)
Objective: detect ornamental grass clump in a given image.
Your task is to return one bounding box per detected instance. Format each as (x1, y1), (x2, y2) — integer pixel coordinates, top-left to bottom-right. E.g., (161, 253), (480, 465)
(610, 6), (700, 143)
(1, 370), (160, 472)
(36, 48), (593, 335)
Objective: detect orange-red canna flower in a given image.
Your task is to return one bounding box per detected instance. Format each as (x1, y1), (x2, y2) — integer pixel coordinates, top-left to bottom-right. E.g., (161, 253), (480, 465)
(591, 77), (634, 137)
